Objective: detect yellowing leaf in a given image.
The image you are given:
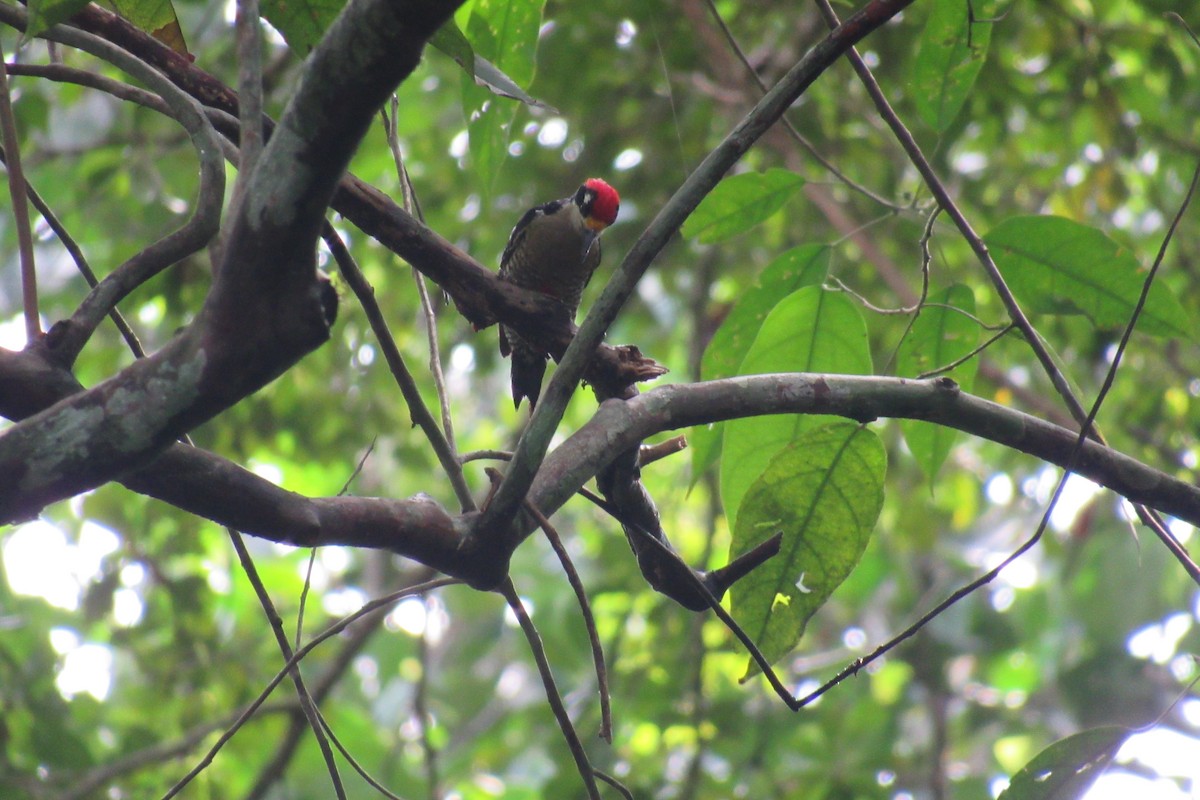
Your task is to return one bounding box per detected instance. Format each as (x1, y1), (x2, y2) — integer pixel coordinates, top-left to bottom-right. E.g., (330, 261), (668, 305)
(731, 423), (886, 679)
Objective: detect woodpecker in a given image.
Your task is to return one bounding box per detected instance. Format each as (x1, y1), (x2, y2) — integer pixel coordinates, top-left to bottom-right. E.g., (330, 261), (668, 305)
(497, 178), (620, 409)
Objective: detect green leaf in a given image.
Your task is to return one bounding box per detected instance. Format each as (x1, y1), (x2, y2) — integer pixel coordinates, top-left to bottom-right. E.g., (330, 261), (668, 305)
(998, 726), (1128, 800)
(912, 0), (994, 132)
(468, 0), (544, 89)
(985, 215), (1194, 339)
(461, 0), (546, 194)
(25, 0), (93, 41)
(703, 246), (833, 383)
(437, 8), (552, 109)
(691, 245), (831, 484)
(430, 20), (477, 78)
(730, 423), (886, 679)
(682, 168), (805, 245)
(897, 284), (980, 481)
(27, 0), (189, 62)
(260, 0), (346, 53)
(471, 55), (554, 109)
(720, 288), (871, 528)
(463, 87), (511, 198)
(111, 0), (188, 54)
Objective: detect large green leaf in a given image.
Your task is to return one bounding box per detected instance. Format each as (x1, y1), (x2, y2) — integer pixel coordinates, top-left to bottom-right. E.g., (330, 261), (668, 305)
(462, 0), (546, 195)
(730, 423), (886, 679)
(912, 0), (994, 132)
(719, 287), (872, 528)
(466, 0), (544, 89)
(681, 168), (805, 244)
(432, 19), (551, 110)
(690, 245), (830, 484)
(998, 726), (1128, 800)
(897, 284), (980, 481)
(985, 215), (1194, 339)
(429, 20), (477, 77)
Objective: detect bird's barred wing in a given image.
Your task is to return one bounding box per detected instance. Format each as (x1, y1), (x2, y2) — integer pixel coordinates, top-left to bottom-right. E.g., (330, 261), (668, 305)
(498, 197), (569, 278)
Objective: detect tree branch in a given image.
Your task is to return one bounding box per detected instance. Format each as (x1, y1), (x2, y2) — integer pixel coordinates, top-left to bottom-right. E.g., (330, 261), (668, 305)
(6, 345), (1196, 590)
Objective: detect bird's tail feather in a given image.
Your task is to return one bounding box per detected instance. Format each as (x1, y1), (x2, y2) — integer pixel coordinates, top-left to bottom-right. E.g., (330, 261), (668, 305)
(511, 350), (548, 410)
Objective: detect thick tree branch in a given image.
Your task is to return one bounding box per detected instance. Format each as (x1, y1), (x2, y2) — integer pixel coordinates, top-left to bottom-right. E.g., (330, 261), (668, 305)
(527, 376), (1200, 539)
(5, 346), (1196, 590)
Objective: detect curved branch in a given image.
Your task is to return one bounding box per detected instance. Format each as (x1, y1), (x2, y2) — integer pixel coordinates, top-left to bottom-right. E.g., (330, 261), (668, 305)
(526, 375), (1200, 539)
(0, 4), (226, 366)
(5, 345), (1195, 590)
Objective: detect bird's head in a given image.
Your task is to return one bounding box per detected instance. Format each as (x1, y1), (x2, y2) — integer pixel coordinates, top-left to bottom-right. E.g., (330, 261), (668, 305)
(575, 178), (620, 232)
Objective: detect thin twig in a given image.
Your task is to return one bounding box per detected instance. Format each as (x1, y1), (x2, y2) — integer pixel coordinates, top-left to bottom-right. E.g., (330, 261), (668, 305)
(594, 769), (635, 800)
(381, 101), (458, 457)
(826, 276), (917, 315)
(5, 62), (244, 139)
(226, 529), (346, 800)
(460, 448), (514, 463)
(917, 324), (1014, 379)
(322, 223), (476, 512)
(500, 579), (602, 800)
(638, 435), (688, 468)
(868, 200), (940, 381)
(0, 143), (144, 355)
(700, 0), (904, 210)
(164, 578), (459, 799)
(575, 486), (798, 708)
(516, 485), (613, 744)
(0, 48), (39, 340)
(297, 548), (318, 647)
(339, 438), (377, 496)
(1166, 12), (1200, 51)
(316, 712), (407, 800)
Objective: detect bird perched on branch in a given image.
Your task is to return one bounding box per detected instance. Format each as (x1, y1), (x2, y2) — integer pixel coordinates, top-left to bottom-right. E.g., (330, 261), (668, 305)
(497, 178), (620, 409)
